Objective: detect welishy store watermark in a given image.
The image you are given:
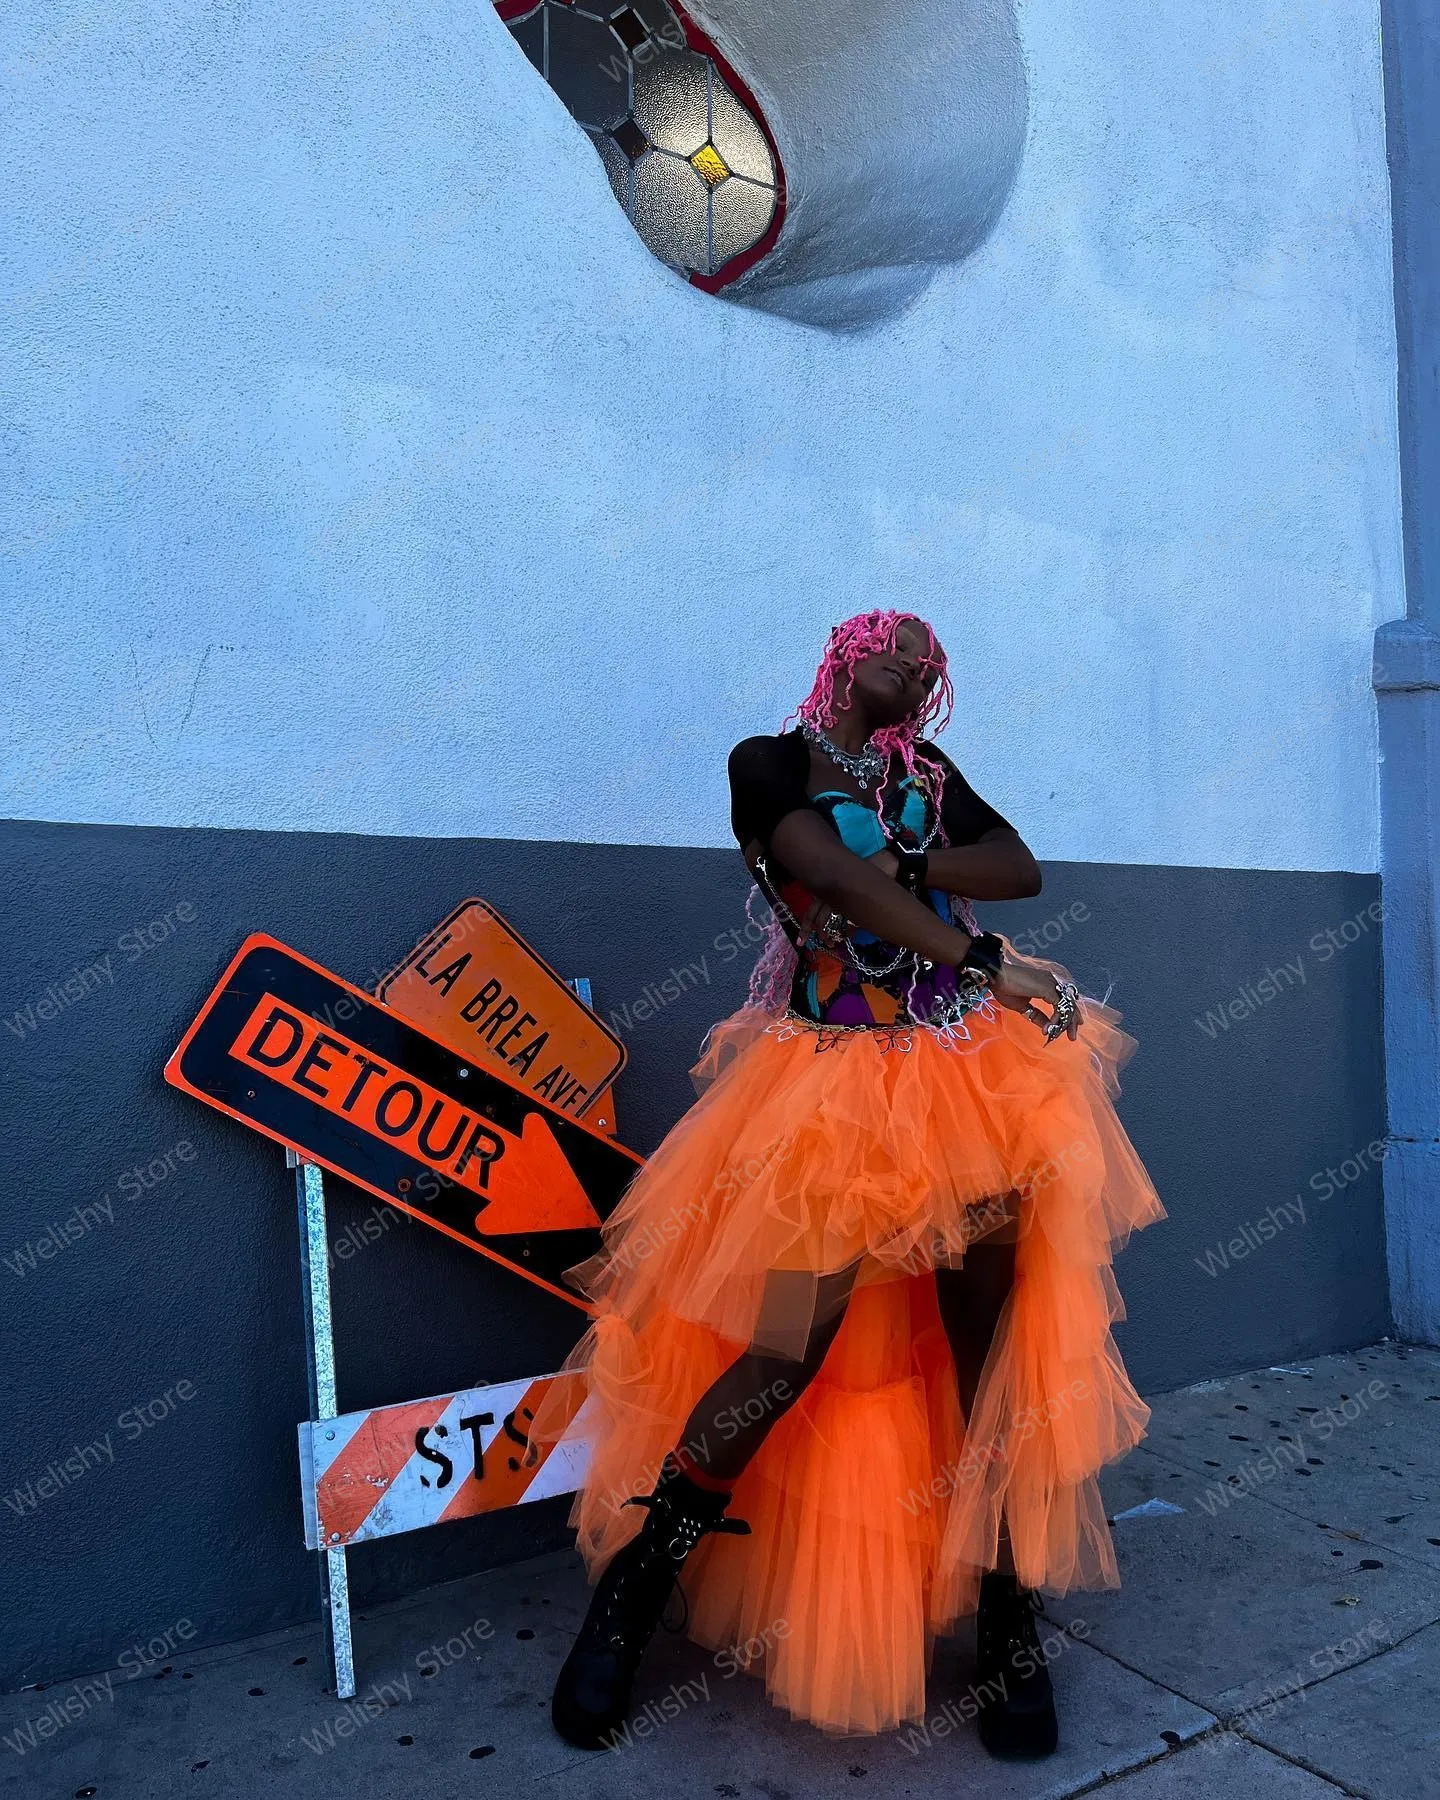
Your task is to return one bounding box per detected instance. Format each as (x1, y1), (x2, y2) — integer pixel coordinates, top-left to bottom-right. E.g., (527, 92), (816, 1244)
(1200, 1616), (1390, 1753)
(896, 1616), (1090, 1755)
(1192, 1137), (1388, 1278)
(301, 1616), (496, 1754)
(301, 1675), (414, 1754)
(899, 1379), (1093, 1518)
(891, 1138), (1091, 1278)
(3, 1381), (200, 1518)
(3, 1139), (197, 1279)
(3, 1618), (200, 1757)
(3, 902), (199, 1041)
(1, 1673), (113, 1756)
(605, 1192), (712, 1277)
(326, 1199), (415, 1271)
(1193, 1196), (1307, 1278)
(606, 1618), (793, 1751)
(606, 957), (713, 1037)
(593, 1377), (796, 1523)
(1193, 900), (1383, 1040)
(1193, 1378), (1392, 1517)
(1006, 900), (1092, 962)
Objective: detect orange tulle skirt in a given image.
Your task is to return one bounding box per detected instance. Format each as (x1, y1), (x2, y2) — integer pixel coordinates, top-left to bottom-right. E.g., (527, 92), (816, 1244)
(529, 958), (1165, 1735)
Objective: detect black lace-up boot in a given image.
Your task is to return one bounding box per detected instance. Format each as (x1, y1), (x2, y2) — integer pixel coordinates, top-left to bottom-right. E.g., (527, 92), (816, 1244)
(974, 1570), (1060, 1759)
(551, 1462), (751, 1749)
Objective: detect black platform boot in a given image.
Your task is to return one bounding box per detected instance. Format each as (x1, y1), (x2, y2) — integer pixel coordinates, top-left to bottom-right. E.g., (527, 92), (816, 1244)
(551, 1462), (751, 1749)
(974, 1570), (1060, 1759)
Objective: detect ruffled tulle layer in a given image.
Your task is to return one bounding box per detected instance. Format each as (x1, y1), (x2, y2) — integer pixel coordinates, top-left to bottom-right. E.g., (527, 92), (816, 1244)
(529, 964), (1165, 1734)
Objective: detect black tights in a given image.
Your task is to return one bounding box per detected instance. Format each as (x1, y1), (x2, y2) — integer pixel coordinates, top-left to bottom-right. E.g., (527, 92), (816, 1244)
(674, 1239), (1018, 1492)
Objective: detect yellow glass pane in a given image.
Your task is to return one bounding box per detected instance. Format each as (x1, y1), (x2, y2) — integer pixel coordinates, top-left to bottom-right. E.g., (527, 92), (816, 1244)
(690, 142), (729, 187)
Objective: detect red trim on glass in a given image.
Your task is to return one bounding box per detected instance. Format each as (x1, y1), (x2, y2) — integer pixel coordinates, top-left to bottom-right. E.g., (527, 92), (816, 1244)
(492, 0), (786, 289)
(673, 0), (786, 291)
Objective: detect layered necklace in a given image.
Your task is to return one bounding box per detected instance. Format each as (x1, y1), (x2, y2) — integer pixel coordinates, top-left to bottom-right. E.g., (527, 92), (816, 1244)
(798, 718), (885, 789)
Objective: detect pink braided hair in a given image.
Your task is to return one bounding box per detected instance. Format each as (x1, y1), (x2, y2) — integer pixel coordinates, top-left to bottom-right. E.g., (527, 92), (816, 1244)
(745, 610), (955, 1013)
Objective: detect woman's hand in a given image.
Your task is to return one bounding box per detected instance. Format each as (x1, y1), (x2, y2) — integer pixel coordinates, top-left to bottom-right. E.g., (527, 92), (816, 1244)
(992, 959), (1082, 1042)
(867, 848), (899, 880)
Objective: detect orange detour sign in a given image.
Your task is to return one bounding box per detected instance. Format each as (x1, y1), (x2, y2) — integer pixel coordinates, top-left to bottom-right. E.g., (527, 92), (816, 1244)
(299, 1372), (590, 1549)
(164, 936), (643, 1309)
(378, 901), (625, 1125)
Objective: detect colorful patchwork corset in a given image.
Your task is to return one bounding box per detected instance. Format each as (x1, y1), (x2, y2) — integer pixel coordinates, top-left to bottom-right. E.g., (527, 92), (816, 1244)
(727, 731), (1014, 1027)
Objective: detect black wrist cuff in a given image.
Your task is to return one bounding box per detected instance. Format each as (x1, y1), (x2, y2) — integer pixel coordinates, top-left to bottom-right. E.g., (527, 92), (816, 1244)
(960, 931), (1005, 982)
(891, 842), (929, 893)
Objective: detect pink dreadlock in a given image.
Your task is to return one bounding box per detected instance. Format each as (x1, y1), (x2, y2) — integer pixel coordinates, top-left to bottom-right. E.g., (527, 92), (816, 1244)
(746, 610), (956, 1013)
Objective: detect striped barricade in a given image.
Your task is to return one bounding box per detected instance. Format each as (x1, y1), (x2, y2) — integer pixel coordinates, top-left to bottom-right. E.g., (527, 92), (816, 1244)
(299, 1373), (591, 1550)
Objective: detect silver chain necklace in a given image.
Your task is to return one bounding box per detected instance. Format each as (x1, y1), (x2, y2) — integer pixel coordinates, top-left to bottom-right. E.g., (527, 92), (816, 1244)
(799, 719), (886, 789)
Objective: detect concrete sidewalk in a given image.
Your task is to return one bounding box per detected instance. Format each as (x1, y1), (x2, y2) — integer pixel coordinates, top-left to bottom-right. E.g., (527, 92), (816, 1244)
(5, 1342), (1438, 1800)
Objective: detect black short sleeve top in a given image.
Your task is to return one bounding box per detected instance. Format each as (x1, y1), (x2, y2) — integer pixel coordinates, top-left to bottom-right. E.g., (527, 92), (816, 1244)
(727, 731), (1012, 855)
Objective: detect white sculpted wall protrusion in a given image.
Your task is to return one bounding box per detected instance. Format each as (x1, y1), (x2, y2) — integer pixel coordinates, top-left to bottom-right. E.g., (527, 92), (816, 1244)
(697, 0), (1028, 328)
(502, 0), (1028, 329)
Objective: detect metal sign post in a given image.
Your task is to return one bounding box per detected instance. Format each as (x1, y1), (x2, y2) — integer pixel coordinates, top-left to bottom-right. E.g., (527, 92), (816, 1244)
(286, 975), (602, 1699)
(290, 1148), (356, 1699)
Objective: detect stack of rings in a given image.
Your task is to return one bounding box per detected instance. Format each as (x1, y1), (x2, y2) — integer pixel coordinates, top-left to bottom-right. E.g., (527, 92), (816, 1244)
(1028, 980), (1081, 1043)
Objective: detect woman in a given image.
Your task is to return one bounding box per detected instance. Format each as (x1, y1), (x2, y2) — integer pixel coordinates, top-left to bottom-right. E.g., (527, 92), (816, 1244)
(534, 610), (1164, 1757)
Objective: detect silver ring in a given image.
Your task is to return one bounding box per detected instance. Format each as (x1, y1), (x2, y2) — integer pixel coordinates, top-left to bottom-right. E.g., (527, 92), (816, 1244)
(1046, 981), (1080, 1041)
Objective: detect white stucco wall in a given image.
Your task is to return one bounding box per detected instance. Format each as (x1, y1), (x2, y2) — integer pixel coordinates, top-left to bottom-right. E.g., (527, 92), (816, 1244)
(1, 0), (1403, 871)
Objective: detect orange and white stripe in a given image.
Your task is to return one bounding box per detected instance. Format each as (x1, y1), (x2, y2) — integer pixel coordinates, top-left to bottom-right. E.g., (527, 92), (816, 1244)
(299, 1373), (590, 1550)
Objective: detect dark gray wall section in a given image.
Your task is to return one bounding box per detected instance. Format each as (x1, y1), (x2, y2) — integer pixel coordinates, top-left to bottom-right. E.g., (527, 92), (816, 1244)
(0, 818), (1389, 1689)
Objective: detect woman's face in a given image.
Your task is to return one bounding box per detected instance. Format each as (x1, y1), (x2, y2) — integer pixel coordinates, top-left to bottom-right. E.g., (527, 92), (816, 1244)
(846, 620), (945, 725)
